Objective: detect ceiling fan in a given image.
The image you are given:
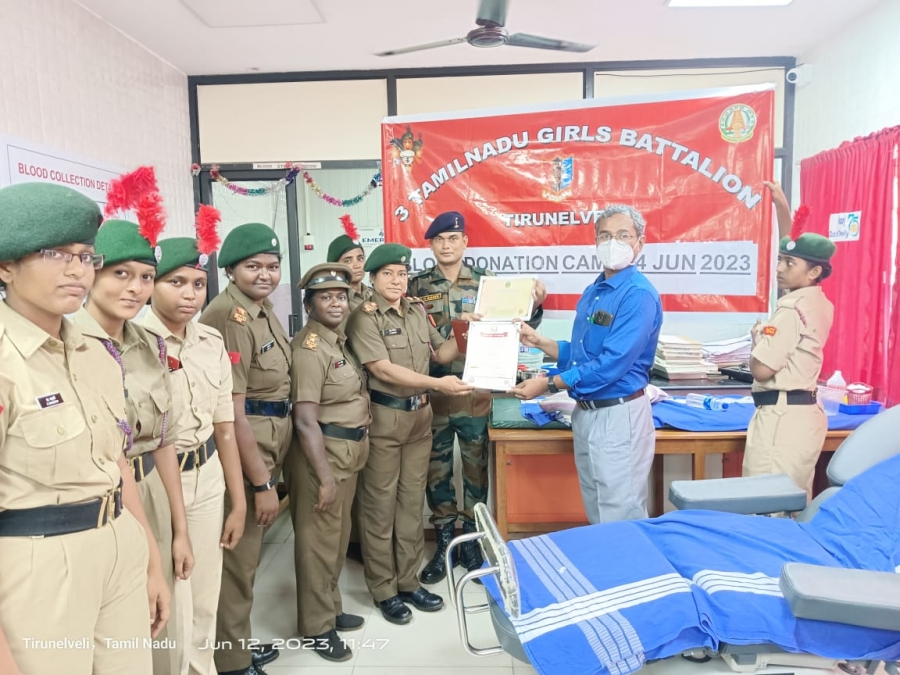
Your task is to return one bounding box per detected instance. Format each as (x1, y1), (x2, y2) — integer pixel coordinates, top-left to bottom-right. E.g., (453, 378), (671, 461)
(375, 0), (596, 57)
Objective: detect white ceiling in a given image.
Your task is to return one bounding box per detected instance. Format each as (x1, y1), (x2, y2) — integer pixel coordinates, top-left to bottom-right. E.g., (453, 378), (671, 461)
(74, 0), (883, 76)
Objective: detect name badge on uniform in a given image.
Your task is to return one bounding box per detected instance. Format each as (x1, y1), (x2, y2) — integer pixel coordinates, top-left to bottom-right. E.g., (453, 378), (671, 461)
(381, 328), (402, 336)
(419, 292), (442, 303)
(590, 310), (614, 327)
(334, 359), (347, 369)
(167, 355), (182, 372)
(261, 340), (275, 353)
(37, 392), (64, 409)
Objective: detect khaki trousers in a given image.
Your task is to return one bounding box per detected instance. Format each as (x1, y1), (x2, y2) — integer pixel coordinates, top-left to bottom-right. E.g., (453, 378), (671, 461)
(0, 509), (151, 674)
(286, 447), (363, 636)
(137, 466), (180, 675)
(743, 397), (828, 499)
(177, 453), (226, 675)
(214, 415), (292, 673)
(359, 404), (433, 601)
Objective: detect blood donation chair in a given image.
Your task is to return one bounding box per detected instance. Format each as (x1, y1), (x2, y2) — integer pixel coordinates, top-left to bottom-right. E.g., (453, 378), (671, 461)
(448, 405), (900, 675)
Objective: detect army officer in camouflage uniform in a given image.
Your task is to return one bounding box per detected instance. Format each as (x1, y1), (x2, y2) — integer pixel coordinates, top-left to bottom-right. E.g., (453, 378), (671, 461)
(408, 211), (547, 584)
(345, 243), (472, 625)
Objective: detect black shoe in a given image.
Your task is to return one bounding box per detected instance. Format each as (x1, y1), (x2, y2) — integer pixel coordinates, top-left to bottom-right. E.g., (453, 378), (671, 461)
(306, 629), (352, 662)
(419, 522), (458, 585)
(398, 587), (444, 612)
(251, 643), (280, 668)
(335, 612), (365, 631)
(346, 541), (364, 564)
(459, 521), (485, 584)
(374, 596), (413, 625)
(219, 665), (268, 675)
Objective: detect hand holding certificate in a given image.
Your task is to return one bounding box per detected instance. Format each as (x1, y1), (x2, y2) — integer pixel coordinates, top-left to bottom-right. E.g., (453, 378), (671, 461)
(461, 321), (521, 391)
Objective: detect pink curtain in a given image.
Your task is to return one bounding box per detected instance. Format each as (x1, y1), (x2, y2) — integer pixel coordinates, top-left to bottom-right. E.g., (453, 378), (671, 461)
(799, 126), (900, 401)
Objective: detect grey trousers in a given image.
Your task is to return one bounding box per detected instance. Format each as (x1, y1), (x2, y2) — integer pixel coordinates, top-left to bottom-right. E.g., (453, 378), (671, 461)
(571, 395), (656, 523)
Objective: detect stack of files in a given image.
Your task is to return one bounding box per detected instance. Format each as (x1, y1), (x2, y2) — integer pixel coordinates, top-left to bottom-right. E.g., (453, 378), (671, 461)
(701, 336), (752, 368)
(653, 335), (711, 380)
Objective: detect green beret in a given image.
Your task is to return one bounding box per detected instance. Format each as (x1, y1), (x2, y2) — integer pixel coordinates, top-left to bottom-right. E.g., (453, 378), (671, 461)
(364, 243), (412, 273)
(327, 235), (363, 263)
(95, 220), (158, 267)
(156, 237), (207, 278)
(0, 183), (102, 262)
(299, 263), (352, 290)
(218, 223), (281, 268)
(779, 233), (836, 264)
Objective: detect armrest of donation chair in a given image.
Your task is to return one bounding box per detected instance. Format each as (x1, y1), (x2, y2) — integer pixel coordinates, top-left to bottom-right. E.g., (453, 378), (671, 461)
(669, 473), (808, 514)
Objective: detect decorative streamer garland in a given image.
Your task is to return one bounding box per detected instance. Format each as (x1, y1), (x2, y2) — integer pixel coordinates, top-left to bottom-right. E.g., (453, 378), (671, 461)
(197, 163), (382, 206)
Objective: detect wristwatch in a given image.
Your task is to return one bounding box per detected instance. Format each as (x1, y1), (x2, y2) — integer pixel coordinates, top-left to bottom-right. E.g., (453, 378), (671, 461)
(547, 376), (560, 394)
(252, 476), (276, 493)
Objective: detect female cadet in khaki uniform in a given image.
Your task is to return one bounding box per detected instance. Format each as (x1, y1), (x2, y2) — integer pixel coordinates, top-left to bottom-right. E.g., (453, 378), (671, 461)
(73, 214), (194, 675)
(326, 215), (375, 312)
(745, 232), (836, 498)
(143, 216), (248, 675)
(286, 263), (369, 662)
(199, 222), (292, 675)
(0, 183), (168, 675)
(345, 243), (472, 625)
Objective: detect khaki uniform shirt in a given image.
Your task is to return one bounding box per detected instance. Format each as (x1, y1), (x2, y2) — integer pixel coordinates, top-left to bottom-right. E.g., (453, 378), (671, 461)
(751, 286), (834, 392)
(0, 302), (125, 510)
(199, 283), (291, 401)
(72, 308), (173, 457)
(345, 292), (444, 398)
(348, 284), (375, 313)
(408, 264), (489, 378)
(290, 319), (371, 480)
(142, 311), (235, 453)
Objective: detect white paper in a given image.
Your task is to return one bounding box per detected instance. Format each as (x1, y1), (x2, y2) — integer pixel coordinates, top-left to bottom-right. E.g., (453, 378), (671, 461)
(461, 321), (521, 391)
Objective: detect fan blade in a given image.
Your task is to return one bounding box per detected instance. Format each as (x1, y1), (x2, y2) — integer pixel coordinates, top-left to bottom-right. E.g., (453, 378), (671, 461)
(476, 0), (509, 27)
(375, 37), (468, 57)
(507, 33), (595, 53)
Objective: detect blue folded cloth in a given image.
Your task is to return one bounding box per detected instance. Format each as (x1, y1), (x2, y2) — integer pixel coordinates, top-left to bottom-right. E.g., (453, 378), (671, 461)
(652, 399), (878, 432)
(520, 400), (559, 427)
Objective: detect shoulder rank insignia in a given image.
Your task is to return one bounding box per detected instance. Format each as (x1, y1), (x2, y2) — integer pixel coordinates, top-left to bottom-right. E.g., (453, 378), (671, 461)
(363, 301), (378, 314)
(230, 306), (248, 324)
(303, 333), (319, 351)
(762, 326), (777, 337)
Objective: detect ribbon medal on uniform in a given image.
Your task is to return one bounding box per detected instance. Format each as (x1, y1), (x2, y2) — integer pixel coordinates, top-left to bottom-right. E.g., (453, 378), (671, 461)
(334, 359), (346, 369)
(304, 333), (319, 351)
(763, 326), (777, 337)
(227, 351), (241, 364)
(231, 306), (248, 324)
(260, 340), (275, 353)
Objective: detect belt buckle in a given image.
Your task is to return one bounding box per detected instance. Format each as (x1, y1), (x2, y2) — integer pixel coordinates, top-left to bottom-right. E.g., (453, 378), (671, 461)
(409, 396), (420, 411)
(179, 451), (191, 471)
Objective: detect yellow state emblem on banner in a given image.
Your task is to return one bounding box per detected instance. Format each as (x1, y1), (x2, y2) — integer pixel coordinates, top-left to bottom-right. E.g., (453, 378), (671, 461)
(719, 104), (757, 144)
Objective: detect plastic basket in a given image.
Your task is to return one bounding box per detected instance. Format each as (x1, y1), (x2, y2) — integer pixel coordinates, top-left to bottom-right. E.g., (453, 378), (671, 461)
(846, 383), (873, 405)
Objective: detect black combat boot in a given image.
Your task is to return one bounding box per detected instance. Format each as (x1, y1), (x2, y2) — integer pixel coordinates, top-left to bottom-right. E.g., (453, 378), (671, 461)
(459, 521), (485, 581)
(419, 522), (458, 585)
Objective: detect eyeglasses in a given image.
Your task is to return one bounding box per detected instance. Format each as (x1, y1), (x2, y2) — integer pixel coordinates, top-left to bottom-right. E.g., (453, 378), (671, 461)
(596, 232), (637, 244)
(39, 248), (105, 269)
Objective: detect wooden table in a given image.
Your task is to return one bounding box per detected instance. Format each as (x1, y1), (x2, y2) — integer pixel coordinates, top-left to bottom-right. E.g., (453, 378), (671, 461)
(490, 426), (852, 538)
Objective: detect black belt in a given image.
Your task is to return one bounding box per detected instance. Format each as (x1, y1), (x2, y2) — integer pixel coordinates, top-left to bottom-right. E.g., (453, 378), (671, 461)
(319, 421), (368, 442)
(178, 437), (217, 472)
(577, 390), (645, 410)
(129, 452), (156, 483)
(0, 481), (123, 537)
(245, 399), (291, 418)
(370, 390), (430, 411)
(752, 390), (818, 407)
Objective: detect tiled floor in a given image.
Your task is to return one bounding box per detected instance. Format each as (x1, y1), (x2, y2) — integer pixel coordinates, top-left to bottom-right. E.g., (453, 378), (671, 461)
(250, 512), (885, 675)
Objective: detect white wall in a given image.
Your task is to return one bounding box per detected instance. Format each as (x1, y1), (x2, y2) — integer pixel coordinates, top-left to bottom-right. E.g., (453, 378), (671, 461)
(0, 0), (194, 233)
(792, 0), (900, 205)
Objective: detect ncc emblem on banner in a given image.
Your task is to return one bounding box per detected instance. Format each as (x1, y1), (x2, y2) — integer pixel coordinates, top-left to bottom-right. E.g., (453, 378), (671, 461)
(542, 156), (574, 202)
(719, 104), (757, 143)
(388, 124), (424, 173)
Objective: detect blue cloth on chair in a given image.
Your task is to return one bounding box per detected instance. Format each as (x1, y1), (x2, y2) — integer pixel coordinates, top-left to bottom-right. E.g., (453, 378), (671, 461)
(484, 454), (900, 675)
(651, 399), (878, 432)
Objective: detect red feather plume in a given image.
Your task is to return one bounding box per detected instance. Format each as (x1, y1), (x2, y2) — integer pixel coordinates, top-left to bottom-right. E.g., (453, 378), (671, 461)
(792, 204), (811, 235)
(339, 214), (359, 241)
(136, 192), (166, 248)
(104, 166), (159, 217)
(195, 205), (221, 256)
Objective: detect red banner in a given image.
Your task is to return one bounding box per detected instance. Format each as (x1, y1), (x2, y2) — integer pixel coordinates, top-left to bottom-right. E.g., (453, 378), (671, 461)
(382, 87), (775, 313)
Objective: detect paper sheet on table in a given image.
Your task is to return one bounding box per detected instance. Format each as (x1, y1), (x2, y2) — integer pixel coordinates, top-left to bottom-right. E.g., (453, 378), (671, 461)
(461, 321), (520, 391)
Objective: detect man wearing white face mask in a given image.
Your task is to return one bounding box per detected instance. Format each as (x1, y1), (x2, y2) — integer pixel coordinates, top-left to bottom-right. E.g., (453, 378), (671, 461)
(511, 204), (662, 523)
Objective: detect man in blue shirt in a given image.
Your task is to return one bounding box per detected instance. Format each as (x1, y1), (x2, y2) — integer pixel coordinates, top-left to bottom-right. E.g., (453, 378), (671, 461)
(512, 204), (662, 523)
